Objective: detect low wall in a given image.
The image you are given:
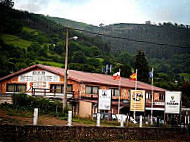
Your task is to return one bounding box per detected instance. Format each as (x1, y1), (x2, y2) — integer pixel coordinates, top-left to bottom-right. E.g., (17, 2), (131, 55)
(0, 125), (189, 141)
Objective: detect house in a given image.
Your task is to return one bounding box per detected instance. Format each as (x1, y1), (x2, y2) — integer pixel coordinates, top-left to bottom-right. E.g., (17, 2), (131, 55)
(0, 64), (166, 118)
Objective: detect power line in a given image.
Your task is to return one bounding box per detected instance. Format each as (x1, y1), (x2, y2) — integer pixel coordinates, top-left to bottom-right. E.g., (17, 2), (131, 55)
(72, 27), (190, 49)
(2, 26), (190, 49)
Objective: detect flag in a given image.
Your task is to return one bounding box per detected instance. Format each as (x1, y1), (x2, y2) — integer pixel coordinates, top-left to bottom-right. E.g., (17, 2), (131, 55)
(113, 72), (120, 80)
(130, 73), (137, 81)
(149, 71), (153, 78)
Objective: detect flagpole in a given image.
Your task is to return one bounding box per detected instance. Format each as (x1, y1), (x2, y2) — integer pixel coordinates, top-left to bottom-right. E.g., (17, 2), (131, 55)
(151, 68), (154, 125)
(118, 69), (121, 114)
(134, 69), (137, 120)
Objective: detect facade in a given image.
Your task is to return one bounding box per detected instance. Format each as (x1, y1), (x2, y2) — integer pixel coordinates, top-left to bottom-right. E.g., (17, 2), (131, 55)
(0, 64), (166, 118)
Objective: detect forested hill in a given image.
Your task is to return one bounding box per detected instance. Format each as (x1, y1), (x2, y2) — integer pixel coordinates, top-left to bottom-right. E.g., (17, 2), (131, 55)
(49, 16), (190, 81)
(99, 23), (190, 58)
(47, 17), (99, 32)
(49, 17), (190, 59)
(0, 4), (112, 78)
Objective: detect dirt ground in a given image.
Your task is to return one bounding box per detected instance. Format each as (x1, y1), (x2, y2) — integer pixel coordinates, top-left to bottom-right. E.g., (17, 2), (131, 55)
(1, 109), (189, 142)
(0, 109), (85, 126)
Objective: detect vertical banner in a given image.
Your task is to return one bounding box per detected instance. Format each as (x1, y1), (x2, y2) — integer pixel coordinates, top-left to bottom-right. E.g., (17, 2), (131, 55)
(130, 90), (145, 112)
(165, 91), (181, 114)
(98, 89), (111, 110)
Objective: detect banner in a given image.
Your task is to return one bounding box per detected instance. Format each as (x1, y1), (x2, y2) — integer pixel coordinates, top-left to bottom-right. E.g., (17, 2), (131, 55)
(130, 90), (145, 112)
(130, 73), (137, 81)
(112, 72), (120, 80)
(98, 89), (111, 110)
(165, 91), (181, 114)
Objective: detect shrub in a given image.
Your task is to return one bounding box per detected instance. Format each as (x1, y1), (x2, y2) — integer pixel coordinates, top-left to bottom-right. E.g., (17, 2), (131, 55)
(11, 94), (67, 117)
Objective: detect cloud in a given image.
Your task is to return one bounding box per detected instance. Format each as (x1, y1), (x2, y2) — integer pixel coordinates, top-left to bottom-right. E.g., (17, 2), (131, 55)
(13, 0), (190, 26)
(14, 0), (50, 13)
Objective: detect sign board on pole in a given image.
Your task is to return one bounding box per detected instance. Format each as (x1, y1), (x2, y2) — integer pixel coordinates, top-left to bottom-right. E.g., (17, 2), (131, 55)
(98, 89), (111, 110)
(130, 90), (145, 112)
(165, 91), (181, 114)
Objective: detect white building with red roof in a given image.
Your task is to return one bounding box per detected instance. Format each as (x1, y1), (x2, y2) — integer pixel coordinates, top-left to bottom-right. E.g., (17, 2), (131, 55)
(0, 64), (167, 118)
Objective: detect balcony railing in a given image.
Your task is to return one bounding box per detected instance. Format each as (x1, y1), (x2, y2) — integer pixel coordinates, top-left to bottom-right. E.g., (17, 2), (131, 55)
(32, 88), (74, 99)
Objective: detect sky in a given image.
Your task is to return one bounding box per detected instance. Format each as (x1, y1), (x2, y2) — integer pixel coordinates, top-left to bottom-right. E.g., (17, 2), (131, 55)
(14, 0), (190, 26)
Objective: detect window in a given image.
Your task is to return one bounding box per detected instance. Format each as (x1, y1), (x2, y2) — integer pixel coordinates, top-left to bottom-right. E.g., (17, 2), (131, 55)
(50, 84), (72, 93)
(146, 92), (151, 99)
(85, 86), (99, 94)
(67, 85), (72, 92)
(111, 88), (119, 96)
(6, 84), (26, 93)
(159, 94), (165, 100)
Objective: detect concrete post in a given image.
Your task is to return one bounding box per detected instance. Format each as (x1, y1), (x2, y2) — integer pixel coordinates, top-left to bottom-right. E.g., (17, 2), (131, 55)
(120, 121), (124, 127)
(96, 113), (101, 126)
(33, 108), (38, 125)
(139, 115), (142, 127)
(67, 111), (72, 126)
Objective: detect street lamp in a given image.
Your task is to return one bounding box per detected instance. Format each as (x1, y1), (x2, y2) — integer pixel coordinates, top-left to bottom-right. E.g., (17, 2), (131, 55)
(62, 27), (78, 111)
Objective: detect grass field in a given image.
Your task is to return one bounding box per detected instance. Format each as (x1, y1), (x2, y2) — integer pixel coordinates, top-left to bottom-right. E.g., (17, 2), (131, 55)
(179, 73), (190, 81)
(0, 33), (32, 49)
(36, 60), (63, 68)
(22, 26), (40, 35)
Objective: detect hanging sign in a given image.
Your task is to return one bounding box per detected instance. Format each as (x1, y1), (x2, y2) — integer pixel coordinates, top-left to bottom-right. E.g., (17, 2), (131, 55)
(165, 91), (181, 114)
(98, 89), (111, 110)
(130, 90), (145, 112)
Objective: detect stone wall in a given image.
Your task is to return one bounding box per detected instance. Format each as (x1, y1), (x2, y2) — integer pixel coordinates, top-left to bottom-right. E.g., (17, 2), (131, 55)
(0, 125), (189, 141)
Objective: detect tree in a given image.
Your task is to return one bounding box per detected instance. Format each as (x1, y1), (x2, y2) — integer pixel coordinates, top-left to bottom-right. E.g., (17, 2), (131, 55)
(134, 50), (149, 82)
(0, 0), (14, 8)
(72, 51), (86, 64)
(113, 63), (132, 78)
(180, 82), (190, 107)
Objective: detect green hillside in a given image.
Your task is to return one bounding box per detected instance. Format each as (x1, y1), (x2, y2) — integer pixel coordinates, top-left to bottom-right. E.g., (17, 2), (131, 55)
(49, 15), (190, 86)
(0, 3), (112, 78)
(47, 17), (99, 32)
(0, 33), (32, 49)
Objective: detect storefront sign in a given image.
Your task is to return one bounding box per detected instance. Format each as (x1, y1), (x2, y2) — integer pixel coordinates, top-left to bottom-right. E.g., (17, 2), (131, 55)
(165, 91), (181, 114)
(98, 89), (111, 110)
(18, 70), (60, 89)
(130, 90), (145, 112)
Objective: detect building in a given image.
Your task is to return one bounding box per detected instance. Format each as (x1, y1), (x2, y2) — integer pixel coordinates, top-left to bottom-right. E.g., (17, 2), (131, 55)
(0, 64), (166, 118)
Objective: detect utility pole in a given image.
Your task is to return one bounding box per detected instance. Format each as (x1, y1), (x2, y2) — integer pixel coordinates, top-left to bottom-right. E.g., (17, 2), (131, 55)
(63, 27), (69, 111)
(150, 68), (154, 125)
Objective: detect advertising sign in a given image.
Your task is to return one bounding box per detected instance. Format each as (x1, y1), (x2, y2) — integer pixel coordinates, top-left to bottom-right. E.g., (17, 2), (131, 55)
(98, 89), (111, 110)
(165, 91), (181, 114)
(130, 90), (145, 112)
(18, 70), (60, 90)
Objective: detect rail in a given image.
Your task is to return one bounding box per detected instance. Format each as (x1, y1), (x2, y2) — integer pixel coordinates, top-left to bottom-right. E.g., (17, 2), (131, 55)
(32, 88), (74, 99)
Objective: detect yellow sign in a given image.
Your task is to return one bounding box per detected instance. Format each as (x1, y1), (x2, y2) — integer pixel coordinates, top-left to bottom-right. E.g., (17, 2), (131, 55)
(130, 90), (145, 112)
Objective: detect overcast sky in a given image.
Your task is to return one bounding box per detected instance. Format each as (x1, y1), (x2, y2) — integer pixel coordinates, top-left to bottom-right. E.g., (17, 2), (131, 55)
(14, 0), (190, 26)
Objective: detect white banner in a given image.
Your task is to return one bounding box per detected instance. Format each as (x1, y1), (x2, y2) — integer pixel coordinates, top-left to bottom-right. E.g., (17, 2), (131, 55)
(98, 89), (111, 110)
(165, 91), (181, 114)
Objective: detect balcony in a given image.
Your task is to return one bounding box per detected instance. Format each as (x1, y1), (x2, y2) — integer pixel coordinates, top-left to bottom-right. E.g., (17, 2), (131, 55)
(32, 88), (74, 99)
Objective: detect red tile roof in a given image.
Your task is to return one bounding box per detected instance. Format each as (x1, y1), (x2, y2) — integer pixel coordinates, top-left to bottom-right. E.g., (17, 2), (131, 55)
(0, 64), (166, 92)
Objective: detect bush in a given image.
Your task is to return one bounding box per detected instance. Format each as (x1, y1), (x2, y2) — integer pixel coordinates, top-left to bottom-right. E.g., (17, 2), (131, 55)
(11, 94), (67, 117)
